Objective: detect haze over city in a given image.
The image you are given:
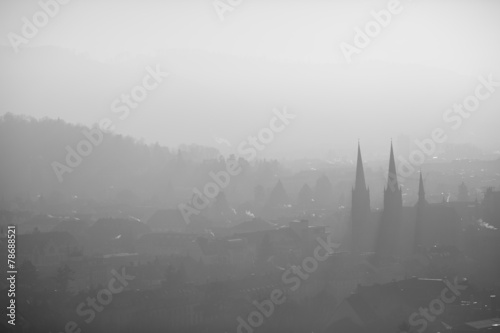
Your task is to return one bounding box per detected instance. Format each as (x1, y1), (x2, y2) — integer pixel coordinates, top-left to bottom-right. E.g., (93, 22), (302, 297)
(1, 0), (500, 159)
(0, 1), (499, 333)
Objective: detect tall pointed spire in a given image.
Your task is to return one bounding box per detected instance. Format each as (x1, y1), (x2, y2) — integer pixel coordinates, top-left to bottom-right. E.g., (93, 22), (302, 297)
(387, 141), (399, 192)
(377, 142), (403, 258)
(414, 171), (426, 253)
(351, 141), (370, 254)
(418, 171), (425, 203)
(355, 142), (367, 191)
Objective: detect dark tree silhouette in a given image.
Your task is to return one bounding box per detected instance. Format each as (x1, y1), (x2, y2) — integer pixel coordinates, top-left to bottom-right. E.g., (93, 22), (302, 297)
(267, 180), (289, 207)
(18, 260), (38, 289)
(54, 263), (75, 294)
(297, 183), (314, 208)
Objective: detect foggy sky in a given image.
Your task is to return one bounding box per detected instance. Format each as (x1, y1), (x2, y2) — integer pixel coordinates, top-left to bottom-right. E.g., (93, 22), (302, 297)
(1, 0), (499, 160)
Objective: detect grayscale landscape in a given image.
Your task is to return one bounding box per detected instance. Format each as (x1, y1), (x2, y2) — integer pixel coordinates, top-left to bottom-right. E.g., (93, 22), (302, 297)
(0, 1), (499, 332)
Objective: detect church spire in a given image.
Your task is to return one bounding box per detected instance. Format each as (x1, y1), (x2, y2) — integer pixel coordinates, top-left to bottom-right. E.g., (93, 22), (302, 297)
(377, 142), (403, 258)
(355, 142), (367, 191)
(414, 171), (426, 253)
(351, 141), (370, 254)
(418, 171), (425, 203)
(387, 141), (399, 192)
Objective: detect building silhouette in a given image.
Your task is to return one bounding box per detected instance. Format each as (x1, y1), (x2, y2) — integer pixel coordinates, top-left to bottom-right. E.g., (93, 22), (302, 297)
(414, 171), (427, 254)
(347, 142), (462, 261)
(351, 142), (370, 253)
(375, 142), (403, 258)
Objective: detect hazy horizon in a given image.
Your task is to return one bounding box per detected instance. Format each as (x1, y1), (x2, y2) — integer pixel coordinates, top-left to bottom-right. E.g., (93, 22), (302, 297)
(1, 3), (500, 333)
(1, 0), (500, 160)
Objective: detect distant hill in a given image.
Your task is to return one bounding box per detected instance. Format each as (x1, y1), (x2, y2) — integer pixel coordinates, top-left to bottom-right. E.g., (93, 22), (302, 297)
(0, 113), (218, 205)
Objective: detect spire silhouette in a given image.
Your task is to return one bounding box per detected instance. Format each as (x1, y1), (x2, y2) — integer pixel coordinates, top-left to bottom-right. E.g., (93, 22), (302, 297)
(351, 142), (370, 253)
(387, 141), (399, 192)
(377, 142), (403, 258)
(414, 170), (426, 253)
(418, 171), (426, 203)
(355, 142), (367, 191)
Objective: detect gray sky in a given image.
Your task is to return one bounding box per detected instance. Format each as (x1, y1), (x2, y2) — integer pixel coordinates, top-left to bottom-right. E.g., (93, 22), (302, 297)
(1, 0), (499, 159)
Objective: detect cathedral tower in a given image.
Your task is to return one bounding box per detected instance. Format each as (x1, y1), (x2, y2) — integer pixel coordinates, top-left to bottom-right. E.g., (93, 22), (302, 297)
(351, 142), (371, 253)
